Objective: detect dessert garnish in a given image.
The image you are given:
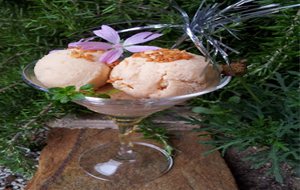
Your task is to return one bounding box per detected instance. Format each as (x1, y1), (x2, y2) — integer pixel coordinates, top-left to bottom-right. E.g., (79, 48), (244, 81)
(132, 49), (193, 62)
(70, 49), (95, 62)
(68, 25), (162, 64)
(48, 84), (111, 103)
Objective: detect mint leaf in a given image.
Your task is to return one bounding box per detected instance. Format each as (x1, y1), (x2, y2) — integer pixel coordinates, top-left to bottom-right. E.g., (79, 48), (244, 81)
(65, 86), (76, 91)
(48, 87), (63, 93)
(80, 84), (94, 91)
(52, 93), (66, 101)
(48, 84), (111, 103)
(71, 93), (85, 101)
(97, 94), (110, 99)
(105, 88), (121, 95)
(60, 96), (70, 103)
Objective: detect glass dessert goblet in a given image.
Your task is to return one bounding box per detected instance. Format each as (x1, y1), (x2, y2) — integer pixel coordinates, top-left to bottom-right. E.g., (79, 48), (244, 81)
(22, 62), (231, 183)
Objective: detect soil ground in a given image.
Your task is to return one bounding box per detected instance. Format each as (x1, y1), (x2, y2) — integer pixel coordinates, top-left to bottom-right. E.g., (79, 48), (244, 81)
(224, 148), (300, 190)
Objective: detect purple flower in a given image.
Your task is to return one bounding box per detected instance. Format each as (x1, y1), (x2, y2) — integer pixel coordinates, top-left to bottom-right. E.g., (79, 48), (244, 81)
(68, 25), (162, 64)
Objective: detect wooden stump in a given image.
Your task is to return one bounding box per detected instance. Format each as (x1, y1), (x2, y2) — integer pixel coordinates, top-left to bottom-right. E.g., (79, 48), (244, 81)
(25, 127), (237, 190)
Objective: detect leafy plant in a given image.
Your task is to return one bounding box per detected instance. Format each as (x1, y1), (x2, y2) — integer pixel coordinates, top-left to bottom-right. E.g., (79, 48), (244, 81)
(186, 71), (300, 183)
(185, 3), (299, 183)
(138, 119), (174, 155)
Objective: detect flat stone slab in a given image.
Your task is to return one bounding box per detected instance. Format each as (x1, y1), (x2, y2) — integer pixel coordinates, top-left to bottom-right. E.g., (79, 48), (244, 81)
(25, 128), (237, 190)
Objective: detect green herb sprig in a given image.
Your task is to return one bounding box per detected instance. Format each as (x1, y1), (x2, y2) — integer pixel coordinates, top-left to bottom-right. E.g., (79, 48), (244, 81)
(48, 84), (110, 103)
(138, 119), (174, 156)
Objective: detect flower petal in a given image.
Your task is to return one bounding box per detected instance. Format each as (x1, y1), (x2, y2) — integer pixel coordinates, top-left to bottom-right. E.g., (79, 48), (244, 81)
(123, 32), (163, 46)
(93, 25), (120, 44)
(68, 41), (113, 50)
(125, 45), (160, 53)
(99, 48), (123, 64)
(83, 36), (97, 42)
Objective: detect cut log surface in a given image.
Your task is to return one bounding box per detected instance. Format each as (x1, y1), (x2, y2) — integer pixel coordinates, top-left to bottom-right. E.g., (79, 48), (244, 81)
(26, 109), (237, 190)
(47, 106), (199, 131)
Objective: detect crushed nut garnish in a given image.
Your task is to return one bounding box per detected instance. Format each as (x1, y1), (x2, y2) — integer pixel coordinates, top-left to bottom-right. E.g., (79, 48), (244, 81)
(68, 47), (104, 53)
(158, 80), (168, 90)
(70, 49), (95, 62)
(108, 60), (121, 68)
(132, 49), (193, 62)
(107, 78), (122, 83)
(120, 82), (134, 89)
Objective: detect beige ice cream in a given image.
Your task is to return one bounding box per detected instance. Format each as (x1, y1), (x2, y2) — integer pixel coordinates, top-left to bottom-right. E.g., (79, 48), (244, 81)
(34, 49), (111, 89)
(109, 49), (220, 98)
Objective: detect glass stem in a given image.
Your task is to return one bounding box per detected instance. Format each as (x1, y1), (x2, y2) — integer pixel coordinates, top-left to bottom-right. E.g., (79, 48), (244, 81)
(113, 117), (142, 161)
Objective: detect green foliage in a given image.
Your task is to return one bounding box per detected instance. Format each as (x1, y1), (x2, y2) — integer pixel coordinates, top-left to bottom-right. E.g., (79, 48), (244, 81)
(0, 85), (84, 178)
(188, 71), (300, 183)
(138, 119), (174, 155)
(186, 8), (299, 182)
(49, 86), (86, 103)
(48, 84), (110, 103)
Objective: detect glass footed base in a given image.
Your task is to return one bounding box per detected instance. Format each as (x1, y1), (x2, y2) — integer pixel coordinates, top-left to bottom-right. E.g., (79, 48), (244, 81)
(79, 142), (173, 184)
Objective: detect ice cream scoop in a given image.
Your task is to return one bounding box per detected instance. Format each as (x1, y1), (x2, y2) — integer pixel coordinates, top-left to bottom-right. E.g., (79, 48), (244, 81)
(34, 49), (111, 89)
(109, 49), (220, 98)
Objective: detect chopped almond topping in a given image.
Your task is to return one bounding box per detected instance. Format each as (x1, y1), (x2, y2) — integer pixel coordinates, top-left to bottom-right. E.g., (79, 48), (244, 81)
(158, 80), (168, 90)
(70, 49), (96, 62)
(108, 60), (121, 68)
(70, 50), (81, 58)
(107, 78), (122, 83)
(84, 54), (95, 61)
(121, 83), (134, 89)
(68, 47), (104, 53)
(132, 49), (193, 62)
